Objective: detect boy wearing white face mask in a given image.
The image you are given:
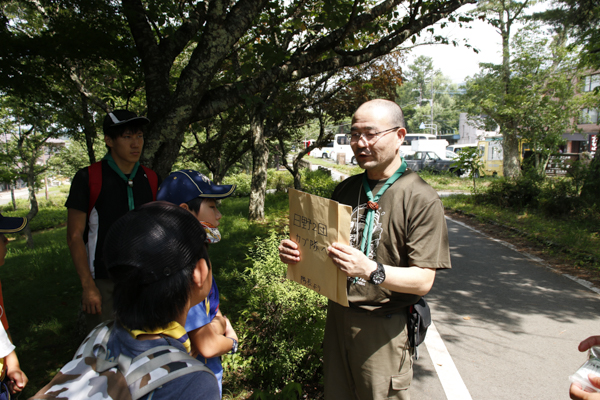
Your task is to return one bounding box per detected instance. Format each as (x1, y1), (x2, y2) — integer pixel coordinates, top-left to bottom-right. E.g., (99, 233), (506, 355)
(157, 170), (238, 398)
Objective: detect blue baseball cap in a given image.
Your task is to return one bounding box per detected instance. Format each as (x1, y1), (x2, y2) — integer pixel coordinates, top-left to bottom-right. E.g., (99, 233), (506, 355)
(157, 170), (236, 205)
(0, 213), (27, 234)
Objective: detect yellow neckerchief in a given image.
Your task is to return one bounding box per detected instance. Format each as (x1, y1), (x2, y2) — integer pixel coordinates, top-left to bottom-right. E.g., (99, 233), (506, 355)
(127, 321), (191, 354)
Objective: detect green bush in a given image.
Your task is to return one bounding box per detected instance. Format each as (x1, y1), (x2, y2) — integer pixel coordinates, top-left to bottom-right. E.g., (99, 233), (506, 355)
(537, 177), (582, 217)
(237, 230), (326, 392)
(266, 170), (294, 192)
(224, 170), (295, 197)
(476, 174), (543, 210)
(300, 169), (338, 198)
(473, 172), (591, 218)
(224, 173), (253, 197)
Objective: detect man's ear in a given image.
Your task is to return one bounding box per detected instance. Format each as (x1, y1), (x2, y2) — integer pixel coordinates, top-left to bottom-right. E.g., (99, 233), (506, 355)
(396, 127), (407, 150)
(179, 203), (191, 212)
(104, 135), (113, 149)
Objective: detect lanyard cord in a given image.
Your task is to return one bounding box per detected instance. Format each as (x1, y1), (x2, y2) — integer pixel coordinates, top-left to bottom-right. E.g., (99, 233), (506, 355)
(359, 159), (407, 257)
(103, 153), (140, 211)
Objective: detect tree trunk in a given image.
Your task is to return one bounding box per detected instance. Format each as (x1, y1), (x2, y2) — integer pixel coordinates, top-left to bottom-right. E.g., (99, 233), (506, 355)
(80, 94), (97, 164)
(248, 113), (269, 221)
(24, 165), (39, 249)
(10, 182), (16, 210)
(503, 127), (520, 178)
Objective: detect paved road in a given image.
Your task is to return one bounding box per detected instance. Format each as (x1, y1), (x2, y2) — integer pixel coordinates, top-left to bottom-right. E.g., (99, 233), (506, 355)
(0, 188), (30, 206)
(411, 217), (600, 399)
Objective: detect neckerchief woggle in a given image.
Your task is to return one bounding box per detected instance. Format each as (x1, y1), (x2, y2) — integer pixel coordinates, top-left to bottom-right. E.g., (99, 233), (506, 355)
(360, 159), (407, 258)
(127, 321), (192, 354)
(103, 153), (139, 211)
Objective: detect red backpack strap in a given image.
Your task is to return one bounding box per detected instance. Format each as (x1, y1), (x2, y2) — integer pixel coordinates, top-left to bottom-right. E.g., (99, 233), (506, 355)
(88, 161), (103, 216)
(141, 165), (158, 201)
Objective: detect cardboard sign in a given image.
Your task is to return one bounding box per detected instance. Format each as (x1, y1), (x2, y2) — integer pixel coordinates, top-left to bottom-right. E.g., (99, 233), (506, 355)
(286, 189), (350, 307)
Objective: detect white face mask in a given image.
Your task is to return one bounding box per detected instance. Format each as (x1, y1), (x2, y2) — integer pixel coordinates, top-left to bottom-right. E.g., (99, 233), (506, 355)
(200, 221), (221, 244)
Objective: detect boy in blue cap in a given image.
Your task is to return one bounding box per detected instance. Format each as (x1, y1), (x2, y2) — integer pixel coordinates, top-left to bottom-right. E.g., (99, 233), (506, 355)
(0, 213), (28, 396)
(157, 170), (237, 397)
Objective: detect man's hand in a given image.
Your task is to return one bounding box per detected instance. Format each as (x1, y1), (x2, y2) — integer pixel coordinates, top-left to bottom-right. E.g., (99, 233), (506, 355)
(279, 239), (301, 264)
(327, 242), (376, 280)
(570, 336), (600, 399)
(82, 284), (102, 314)
(579, 336), (600, 353)
(570, 380), (600, 399)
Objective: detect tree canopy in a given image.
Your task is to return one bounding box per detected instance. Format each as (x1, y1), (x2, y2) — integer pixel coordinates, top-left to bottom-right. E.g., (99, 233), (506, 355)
(1, 0), (476, 178)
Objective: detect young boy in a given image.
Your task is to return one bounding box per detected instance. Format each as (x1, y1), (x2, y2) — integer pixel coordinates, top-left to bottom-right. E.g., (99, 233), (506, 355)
(34, 202), (220, 399)
(157, 169), (237, 397)
(0, 212), (28, 396)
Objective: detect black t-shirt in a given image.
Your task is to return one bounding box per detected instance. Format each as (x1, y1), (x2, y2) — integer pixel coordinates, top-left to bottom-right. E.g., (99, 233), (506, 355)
(65, 161), (158, 279)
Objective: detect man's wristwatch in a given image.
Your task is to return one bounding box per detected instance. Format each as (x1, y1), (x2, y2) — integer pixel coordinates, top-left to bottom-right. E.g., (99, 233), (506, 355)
(369, 262), (386, 285)
(228, 337), (238, 354)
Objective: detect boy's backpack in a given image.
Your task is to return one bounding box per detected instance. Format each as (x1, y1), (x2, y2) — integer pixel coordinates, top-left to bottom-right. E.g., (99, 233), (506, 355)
(29, 321), (212, 400)
(407, 297), (431, 360)
(87, 162), (159, 216)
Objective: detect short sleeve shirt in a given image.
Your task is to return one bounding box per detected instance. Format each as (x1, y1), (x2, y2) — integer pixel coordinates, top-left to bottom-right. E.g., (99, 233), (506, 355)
(332, 169), (451, 314)
(65, 161), (157, 279)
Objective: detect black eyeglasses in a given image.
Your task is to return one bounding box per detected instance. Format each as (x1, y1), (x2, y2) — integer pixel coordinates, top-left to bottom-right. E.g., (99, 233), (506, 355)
(350, 127), (400, 144)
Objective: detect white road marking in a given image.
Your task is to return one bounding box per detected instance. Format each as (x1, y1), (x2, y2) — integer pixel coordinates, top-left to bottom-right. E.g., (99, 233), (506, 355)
(424, 322), (473, 400)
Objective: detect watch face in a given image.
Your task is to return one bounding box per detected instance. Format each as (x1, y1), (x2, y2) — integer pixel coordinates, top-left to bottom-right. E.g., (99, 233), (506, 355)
(371, 270), (385, 285)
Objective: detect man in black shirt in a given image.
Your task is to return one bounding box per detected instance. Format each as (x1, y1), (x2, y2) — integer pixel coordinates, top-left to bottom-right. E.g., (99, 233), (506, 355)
(65, 110), (159, 333)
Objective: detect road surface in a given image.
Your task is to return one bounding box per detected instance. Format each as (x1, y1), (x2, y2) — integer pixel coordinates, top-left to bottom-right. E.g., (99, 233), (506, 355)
(411, 217), (600, 399)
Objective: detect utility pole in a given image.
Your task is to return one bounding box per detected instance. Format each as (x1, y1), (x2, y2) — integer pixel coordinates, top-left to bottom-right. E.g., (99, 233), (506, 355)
(430, 73), (435, 136)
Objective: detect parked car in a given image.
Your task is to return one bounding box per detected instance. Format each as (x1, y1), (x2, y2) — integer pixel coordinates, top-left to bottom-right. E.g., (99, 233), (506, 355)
(404, 151), (460, 175)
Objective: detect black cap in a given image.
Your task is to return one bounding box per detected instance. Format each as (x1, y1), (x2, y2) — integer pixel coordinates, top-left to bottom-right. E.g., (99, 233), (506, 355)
(103, 110), (150, 135)
(104, 202), (207, 285)
(0, 213), (27, 234)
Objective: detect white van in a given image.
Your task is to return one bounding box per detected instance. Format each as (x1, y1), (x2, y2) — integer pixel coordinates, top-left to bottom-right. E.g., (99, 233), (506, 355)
(309, 141), (335, 158)
(447, 143), (478, 154)
(329, 134), (355, 164)
(400, 134), (436, 156)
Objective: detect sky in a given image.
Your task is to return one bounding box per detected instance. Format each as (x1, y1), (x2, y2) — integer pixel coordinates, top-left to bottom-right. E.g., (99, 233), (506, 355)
(406, 3), (549, 84)
(407, 17), (502, 83)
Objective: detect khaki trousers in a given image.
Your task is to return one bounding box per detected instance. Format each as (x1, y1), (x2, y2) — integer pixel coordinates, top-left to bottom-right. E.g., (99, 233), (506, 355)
(323, 301), (413, 400)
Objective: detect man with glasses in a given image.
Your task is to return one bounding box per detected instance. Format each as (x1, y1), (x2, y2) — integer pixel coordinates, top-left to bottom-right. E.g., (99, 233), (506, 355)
(279, 99), (451, 399)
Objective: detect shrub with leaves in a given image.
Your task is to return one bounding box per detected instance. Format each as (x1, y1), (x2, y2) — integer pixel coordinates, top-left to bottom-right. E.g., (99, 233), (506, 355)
(238, 230), (327, 392)
(224, 173), (253, 197)
(475, 174), (543, 210)
(300, 169), (338, 198)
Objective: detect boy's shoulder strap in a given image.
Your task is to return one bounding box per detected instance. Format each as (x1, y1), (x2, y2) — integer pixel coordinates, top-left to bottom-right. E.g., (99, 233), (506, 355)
(140, 165), (158, 201)
(87, 163), (158, 214)
(88, 161), (103, 216)
(125, 345), (213, 400)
